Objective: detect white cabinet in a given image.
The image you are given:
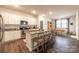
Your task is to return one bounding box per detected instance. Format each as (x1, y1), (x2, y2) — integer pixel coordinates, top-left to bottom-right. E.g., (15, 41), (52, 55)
(2, 31), (21, 42)
(1, 12), (37, 25)
(1, 13), (21, 24)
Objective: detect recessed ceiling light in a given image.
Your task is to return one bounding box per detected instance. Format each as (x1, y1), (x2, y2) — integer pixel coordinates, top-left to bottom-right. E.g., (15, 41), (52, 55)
(49, 11), (53, 15)
(41, 14), (46, 16)
(14, 5), (19, 7)
(31, 10), (36, 14)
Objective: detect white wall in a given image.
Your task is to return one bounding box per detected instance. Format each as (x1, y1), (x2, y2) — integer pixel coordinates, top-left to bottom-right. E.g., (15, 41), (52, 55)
(69, 15), (76, 34)
(38, 15), (52, 31)
(75, 10), (79, 40)
(52, 19), (56, 29)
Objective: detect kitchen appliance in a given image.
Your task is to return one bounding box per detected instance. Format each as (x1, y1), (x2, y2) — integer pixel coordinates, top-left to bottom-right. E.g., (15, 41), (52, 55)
(0, 15), (4, 41)
(0, 15), (21, 42)
(20, 20), (28, 39)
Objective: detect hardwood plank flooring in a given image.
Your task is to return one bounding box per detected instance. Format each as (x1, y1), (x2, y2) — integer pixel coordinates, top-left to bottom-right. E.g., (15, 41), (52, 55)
(48, 36), (79, 53)
(0, 39), (29, 53)
(1, 36), (79, 53)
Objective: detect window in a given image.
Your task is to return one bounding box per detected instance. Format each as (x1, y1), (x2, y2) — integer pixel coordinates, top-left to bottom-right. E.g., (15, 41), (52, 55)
(62, 19), (68, 28)
(56, 20), (61, 28)
(56, 19), (68, 29)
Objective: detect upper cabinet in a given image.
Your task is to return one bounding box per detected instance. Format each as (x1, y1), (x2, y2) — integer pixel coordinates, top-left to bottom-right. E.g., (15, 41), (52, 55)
(0, 12), (37, 25)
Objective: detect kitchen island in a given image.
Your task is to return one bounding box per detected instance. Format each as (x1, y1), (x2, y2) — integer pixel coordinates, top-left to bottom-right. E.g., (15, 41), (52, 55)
(26, 29), (55, 53)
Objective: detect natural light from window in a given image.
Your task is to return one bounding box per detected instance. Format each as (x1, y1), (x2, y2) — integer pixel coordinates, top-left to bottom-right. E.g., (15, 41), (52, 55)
(56, 19), (68, 29)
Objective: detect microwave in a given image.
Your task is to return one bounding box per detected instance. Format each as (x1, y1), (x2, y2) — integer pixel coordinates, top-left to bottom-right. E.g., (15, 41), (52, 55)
(20, 20), (28, 30)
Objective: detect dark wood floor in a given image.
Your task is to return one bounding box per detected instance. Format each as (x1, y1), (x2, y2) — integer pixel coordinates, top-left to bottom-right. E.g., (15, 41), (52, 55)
(49, 36), (79, 53)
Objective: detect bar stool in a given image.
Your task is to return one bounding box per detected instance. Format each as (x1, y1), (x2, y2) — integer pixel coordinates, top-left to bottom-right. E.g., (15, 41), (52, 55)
(37, 32), (44, 52)
(32, 32), (44, 53)
(32, 33), (39, 52)
(44, 31), (51, 52)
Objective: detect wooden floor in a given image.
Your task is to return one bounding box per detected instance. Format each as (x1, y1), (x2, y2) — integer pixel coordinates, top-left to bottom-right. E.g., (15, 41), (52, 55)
(0, 39), (29, 53)
(1, 36), (79, 53)
(49, 36), (79, 53)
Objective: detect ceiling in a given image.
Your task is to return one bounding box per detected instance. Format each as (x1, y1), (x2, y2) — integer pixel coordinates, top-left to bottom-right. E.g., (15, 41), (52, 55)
(0, 5), (79, 19)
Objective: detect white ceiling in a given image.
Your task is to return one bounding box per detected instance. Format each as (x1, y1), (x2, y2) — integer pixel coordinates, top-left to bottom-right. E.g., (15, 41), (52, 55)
(0, 5), (79, 19)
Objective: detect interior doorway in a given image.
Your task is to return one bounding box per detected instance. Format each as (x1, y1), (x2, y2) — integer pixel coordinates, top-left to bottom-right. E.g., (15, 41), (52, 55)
(40, 21), (43, 31)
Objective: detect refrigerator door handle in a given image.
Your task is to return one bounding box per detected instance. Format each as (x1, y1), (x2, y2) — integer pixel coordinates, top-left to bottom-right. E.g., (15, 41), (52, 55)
(0, 15), (4, 41)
